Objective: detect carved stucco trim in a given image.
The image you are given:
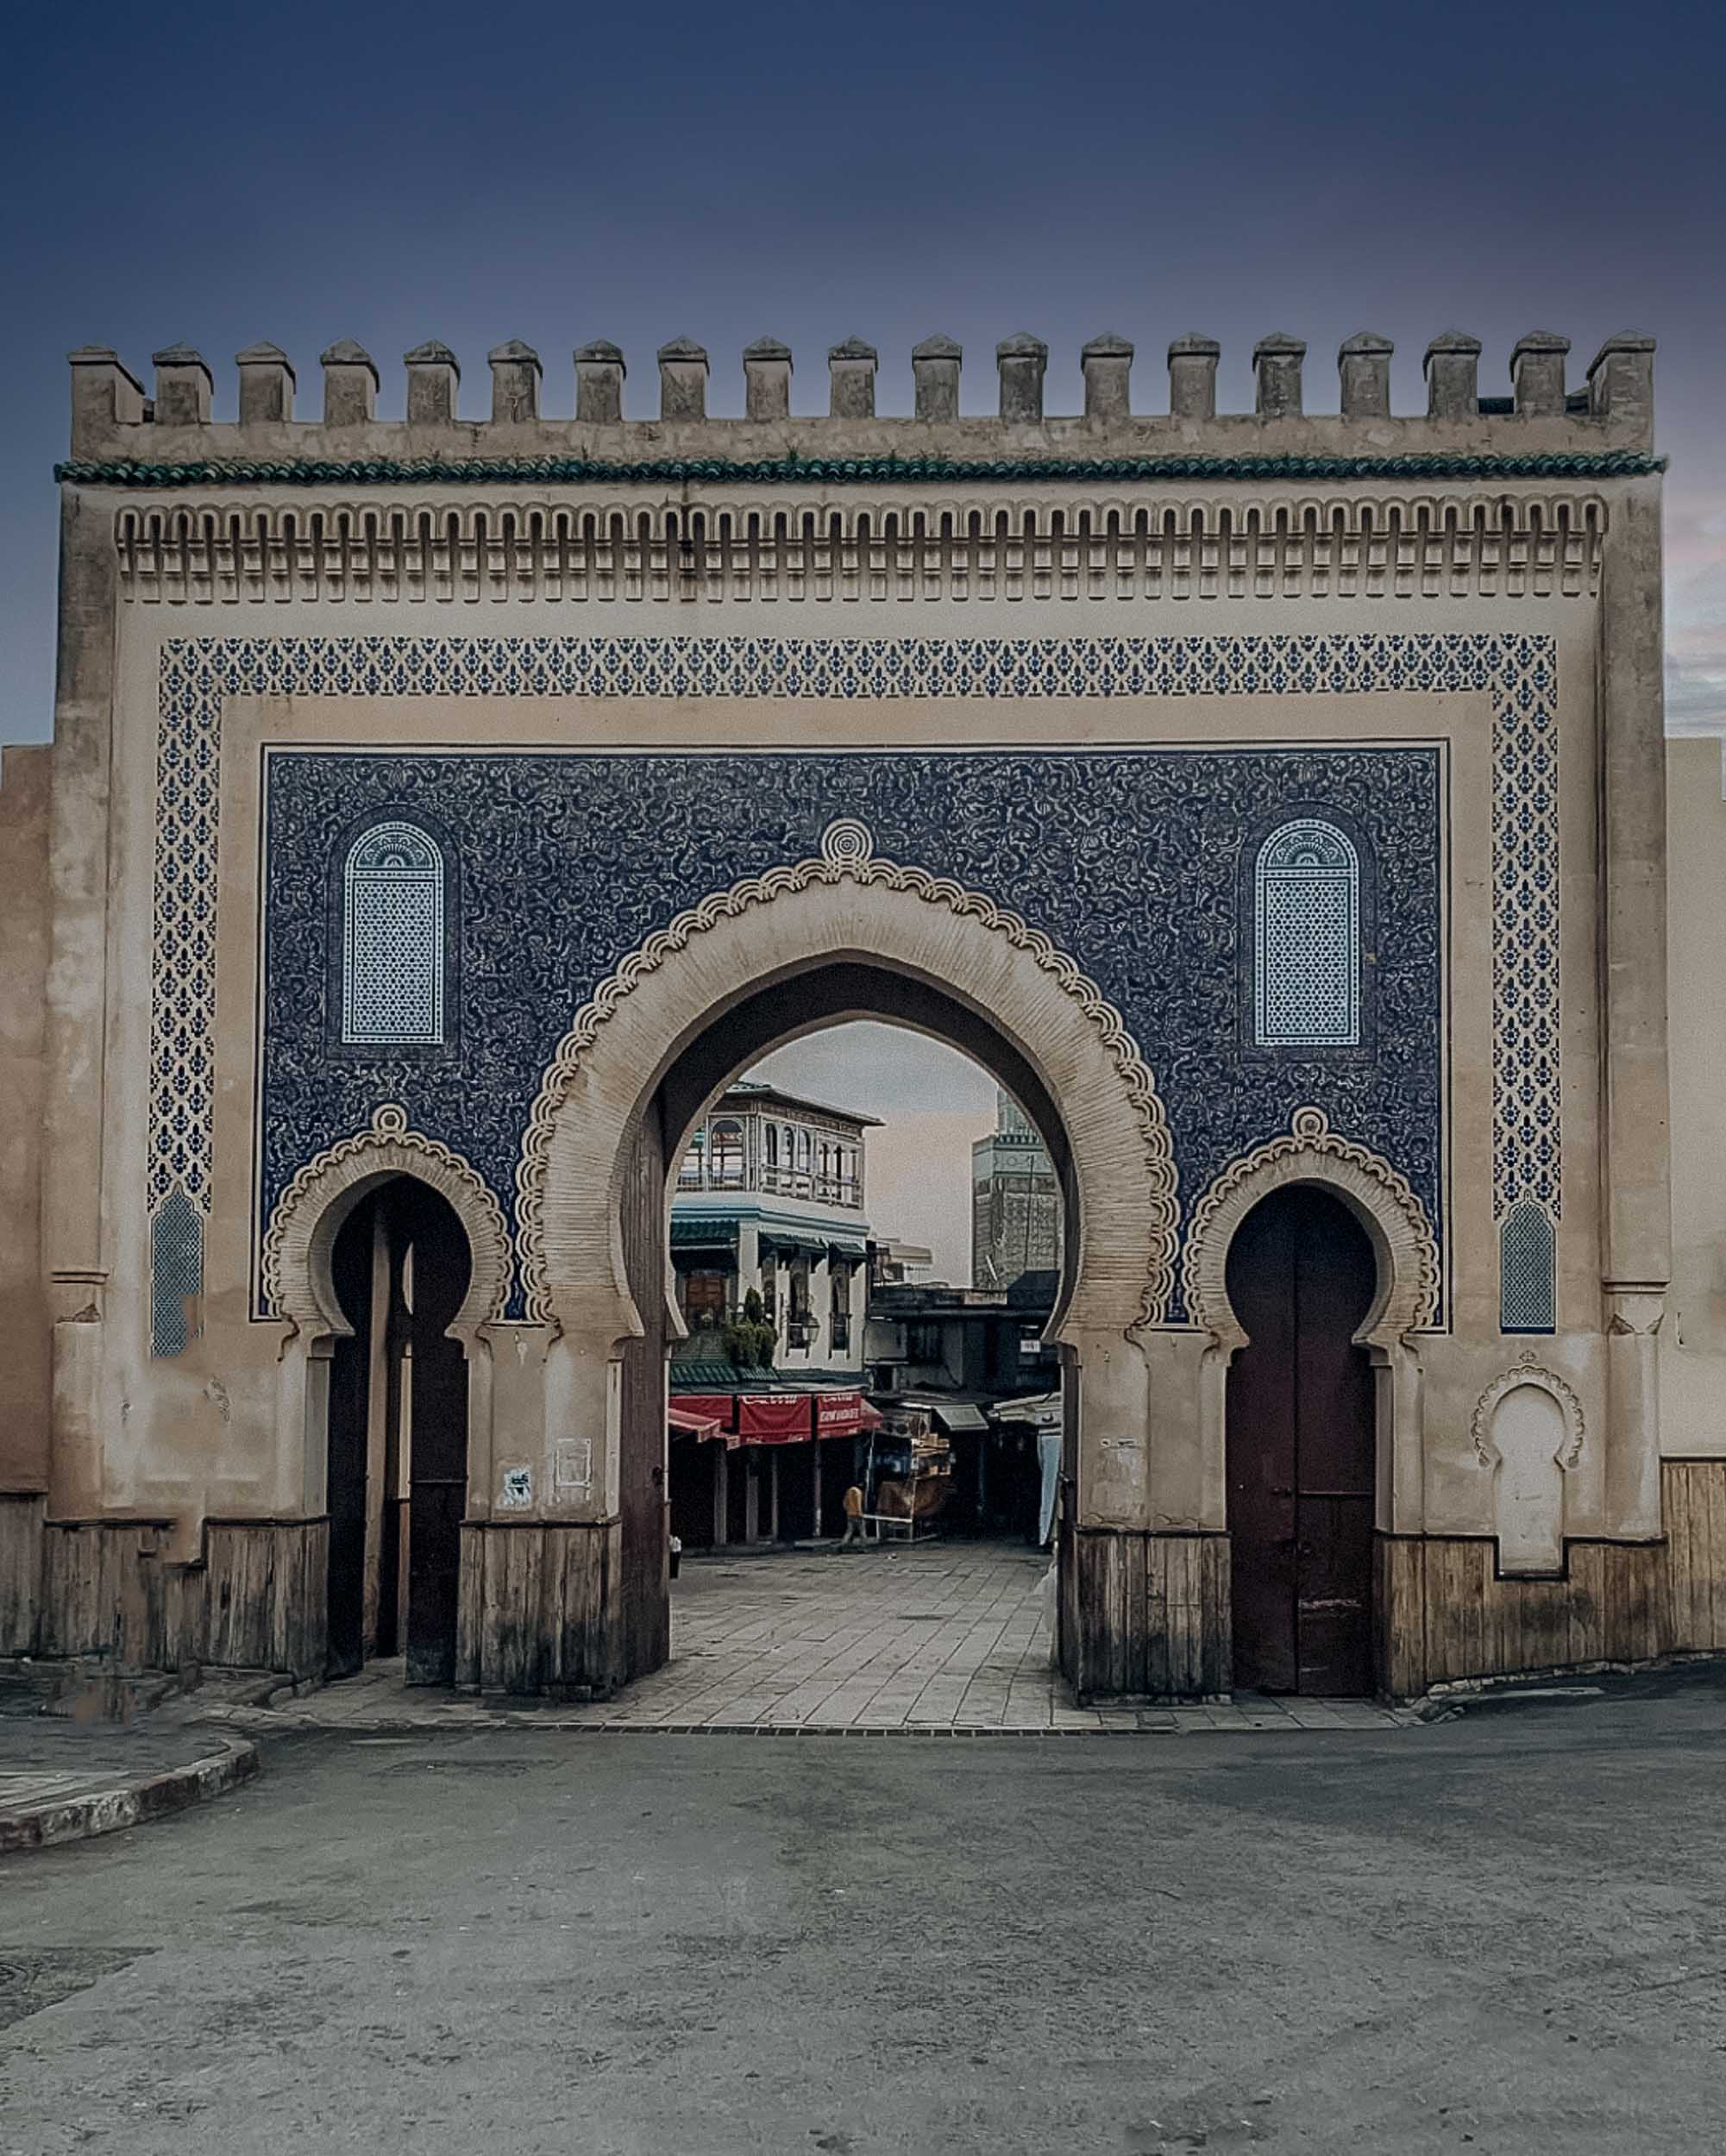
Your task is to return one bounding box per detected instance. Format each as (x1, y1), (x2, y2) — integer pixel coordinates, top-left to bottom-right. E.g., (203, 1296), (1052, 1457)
(1181, 1106), (1442, 1345)
(1471, 1357), (1586, 1470)
(112, 488), (1607, 606)
(263, 1103), (513, 1333)
(516, 818), (1180, 1329)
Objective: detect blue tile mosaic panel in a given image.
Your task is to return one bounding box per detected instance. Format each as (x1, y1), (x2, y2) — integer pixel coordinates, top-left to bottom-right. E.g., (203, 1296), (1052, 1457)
(259, 743), (1444, 1322)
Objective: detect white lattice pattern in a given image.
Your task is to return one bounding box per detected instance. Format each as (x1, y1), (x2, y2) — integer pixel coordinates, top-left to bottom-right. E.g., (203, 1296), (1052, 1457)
(1254, 819), (1360, 1046)
(342, 821), (444, 1045)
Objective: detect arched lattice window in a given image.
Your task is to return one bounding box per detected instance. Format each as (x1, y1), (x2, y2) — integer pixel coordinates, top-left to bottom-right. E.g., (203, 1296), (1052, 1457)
(1500, 1203), (1556, 1332)
(342, 821), (445, 1045)
(1253, 818), (1361, 1048)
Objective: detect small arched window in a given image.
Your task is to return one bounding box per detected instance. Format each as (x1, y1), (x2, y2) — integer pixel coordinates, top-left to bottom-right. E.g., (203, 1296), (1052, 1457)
(1500, 1203), (1556, 1333)
(1253, 818), (1361, 1049)
(342, 821), (445, 1046)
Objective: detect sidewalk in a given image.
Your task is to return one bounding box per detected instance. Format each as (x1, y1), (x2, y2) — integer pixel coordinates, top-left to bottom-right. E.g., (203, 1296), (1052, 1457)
(0, 1720), (259, 1854)
(217, 1544), (1424, 1737)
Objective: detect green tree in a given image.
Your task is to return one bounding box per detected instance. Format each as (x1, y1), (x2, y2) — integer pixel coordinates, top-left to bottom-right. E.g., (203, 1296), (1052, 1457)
(723, 1286), (777, 1371)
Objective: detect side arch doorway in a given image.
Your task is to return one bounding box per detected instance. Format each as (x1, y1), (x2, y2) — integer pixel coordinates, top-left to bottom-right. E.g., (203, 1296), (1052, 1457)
(1225, 1183), (1378, 1696)
(326, 1176), (474, 1685)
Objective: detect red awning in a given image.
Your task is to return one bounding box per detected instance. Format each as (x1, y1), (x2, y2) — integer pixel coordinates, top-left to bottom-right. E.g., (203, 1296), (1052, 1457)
(813, 1391), (884, 1438)
(669, 1394), (737, 1438)
(735, 1393), (816, 1444)
(668, 1406), (724, 1440)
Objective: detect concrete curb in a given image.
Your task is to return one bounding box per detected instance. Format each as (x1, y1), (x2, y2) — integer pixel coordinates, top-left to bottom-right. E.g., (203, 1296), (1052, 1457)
(0, 1736), (260, 1856)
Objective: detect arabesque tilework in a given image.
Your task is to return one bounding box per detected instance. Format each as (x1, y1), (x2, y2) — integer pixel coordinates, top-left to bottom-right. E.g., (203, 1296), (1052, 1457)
(148, 631), (1556, 1349)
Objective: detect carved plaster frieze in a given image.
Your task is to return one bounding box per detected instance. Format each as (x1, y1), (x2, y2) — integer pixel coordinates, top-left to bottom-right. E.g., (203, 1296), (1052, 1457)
(1471, 1354), (1586, 1470)
(116, 490), (1604, 607)
(263, 1102), (512, 1332)
(1181, 1106), (1443, 1345)
(515, 818), (1180, 1330)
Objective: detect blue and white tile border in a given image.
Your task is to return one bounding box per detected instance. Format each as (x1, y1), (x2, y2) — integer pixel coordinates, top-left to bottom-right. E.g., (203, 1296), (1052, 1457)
(150, 630), (1558, 1344)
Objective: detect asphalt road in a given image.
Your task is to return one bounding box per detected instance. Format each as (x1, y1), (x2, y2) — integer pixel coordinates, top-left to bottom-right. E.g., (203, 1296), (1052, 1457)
(4, 1670), (1726, 2154)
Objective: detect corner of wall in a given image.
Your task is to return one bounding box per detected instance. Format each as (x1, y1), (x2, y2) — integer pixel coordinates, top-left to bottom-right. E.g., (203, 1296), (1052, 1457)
(0, 743), (53, 1489)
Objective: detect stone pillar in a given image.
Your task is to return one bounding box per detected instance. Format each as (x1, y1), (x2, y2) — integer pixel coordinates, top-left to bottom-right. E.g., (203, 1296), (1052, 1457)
(151, 344), (211, 427)
(1599, 470), (1670, 1537)
(1081, 333), (1133, 420)
(44, 406), (127, 1515)
(1338, 330), (1393, 418)
(488, 339), (541, 423)
(404, 342), (460, 425)
(995, 334), (1046, 422)
(827, 338), (877, 419)
(743, 337), (791, 422)
(575, 341), (624, 423)
(1587, 331), (1656, 432)
(1424, 331), (1481, 419)
(912, 335), (961, 420)
(1167, 335), (1220, 420)
(1252, 334), (1305, 417)
(1511, 332), (1570, 417)
(321, 339), (378, 426)
(656, 338), (708, 422)
(67, 348), (145, 455)
(235, 342), (295, 424)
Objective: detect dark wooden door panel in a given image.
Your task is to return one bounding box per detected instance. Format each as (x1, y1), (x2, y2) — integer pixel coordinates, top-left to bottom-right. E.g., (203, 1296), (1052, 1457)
(1227, 1185), (1378, 1697)
(1226, 1194), (1300, 1694)
(1296, 1494), (1375, 1695)
(325, 1193), (379, 1681)
(393, 1181), (471, 1689)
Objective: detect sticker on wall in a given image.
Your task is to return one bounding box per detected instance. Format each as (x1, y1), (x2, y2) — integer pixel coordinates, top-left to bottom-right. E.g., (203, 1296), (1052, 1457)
(499, 1465), (533, 1510)
(554, 1441), (593, 1492)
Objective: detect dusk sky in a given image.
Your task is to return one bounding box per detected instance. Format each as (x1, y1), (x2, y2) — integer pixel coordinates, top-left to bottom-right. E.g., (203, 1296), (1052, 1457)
(3, 0), (1721, 1265)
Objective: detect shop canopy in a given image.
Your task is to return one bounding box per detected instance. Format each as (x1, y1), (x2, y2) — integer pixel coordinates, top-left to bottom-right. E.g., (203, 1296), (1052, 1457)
(669, 1217), (738, 1250)
(668, 1395), (735, 1438)
(813, 1390), (885, 1438)
(757, 1229), (831, 1257)
(734, 1393), (819, 1443)
(673, 1388), (882, 1445)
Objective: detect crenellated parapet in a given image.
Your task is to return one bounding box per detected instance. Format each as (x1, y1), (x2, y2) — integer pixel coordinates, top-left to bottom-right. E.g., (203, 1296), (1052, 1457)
(60, 329), (1660, 481)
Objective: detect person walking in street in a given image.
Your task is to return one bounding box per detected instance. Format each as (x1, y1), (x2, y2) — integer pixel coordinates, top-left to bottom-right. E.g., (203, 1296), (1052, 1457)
(838, 1482), (867, 1549)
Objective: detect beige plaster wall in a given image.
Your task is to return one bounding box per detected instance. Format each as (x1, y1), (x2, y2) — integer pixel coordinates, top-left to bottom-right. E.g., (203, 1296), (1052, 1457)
(1662, 734), (1726, 1456)
(0, 743), (51, 1488)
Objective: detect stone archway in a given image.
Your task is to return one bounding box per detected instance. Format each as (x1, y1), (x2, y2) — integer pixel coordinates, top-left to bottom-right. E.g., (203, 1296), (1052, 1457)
(518, 821), (1178, 1344)
(1181, 1106), (1442, 1545)
(504, 819), (1183, 1698)
(265, 1102), (512, 1339)
(263, 1104), (512, 1525)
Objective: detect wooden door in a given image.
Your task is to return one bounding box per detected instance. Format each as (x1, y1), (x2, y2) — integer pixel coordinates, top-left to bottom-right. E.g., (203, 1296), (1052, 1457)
(392, 1180), (472, 1688)
(325, 1194), (378, 1680)
(1226, 1185), (1378, 1696)
(618, 1098), (671, 1679)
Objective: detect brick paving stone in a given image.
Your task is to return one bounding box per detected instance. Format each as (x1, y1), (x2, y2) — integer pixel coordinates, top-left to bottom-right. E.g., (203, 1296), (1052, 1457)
(233, 1545), (1431, 1739)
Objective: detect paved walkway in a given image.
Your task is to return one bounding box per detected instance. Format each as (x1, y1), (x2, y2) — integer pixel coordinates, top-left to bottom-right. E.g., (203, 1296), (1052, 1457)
(231, 1542), (1420, 1734)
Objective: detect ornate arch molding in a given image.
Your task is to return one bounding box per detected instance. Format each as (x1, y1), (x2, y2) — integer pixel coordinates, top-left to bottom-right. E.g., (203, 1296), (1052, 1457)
(263, 1103), (512, 1336)
(1471, 1358), (1585, 1470)
(1182, 1106), (1441, 1350)
(516, 819), (1180, 1332)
